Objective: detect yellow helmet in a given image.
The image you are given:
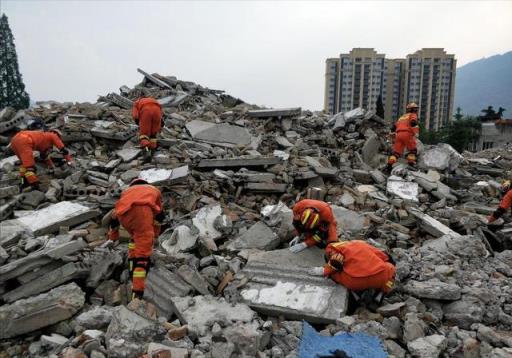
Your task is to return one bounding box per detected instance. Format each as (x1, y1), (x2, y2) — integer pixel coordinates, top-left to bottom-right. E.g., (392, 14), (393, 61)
(406, 102), (419, 111)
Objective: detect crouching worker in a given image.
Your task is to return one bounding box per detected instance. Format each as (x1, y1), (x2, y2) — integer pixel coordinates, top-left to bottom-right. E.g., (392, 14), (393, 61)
(10, 129), (73, 189)
(106, 178), (166, 299)
(309, 240), (396, 302)
(289, 199), (338, 253)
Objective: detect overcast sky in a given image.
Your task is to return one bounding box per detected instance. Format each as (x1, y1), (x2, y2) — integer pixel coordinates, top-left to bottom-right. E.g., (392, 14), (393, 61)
(2, 1), (512, 110)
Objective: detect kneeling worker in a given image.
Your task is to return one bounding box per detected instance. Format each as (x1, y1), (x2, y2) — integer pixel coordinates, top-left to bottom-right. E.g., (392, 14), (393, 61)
(488, 179), (512, 224)
(289, 199), (338, 253)
(107, 178), (166, 299)
(309, 240), (396, 298)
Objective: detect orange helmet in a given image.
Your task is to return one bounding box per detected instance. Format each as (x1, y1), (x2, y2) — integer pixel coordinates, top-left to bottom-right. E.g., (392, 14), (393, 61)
(406, 102), (419, 111)
(300, 208), (321, 230)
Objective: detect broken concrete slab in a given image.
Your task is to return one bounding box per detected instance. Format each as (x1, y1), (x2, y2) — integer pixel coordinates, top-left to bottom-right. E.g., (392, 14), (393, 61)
(0, 201), (99, 237)
(75, 306), (114, 329)
(0, 283), (85, 339)
(188, 120), (252, 146)
(177, 265), (211, 295)
(197, 157), (281, 169)
(247, 107), (301, 118)
(137, 68), (173, 89)
(387, 176), (419, 202)
(244, 182), (287, 193)
(173, 295), (256, 336)
(192, 204), (224, 246)
(2, 261), (90, 303)
(361, 134), (381, 167)
(407, 335), (447, 358)
(240, 247), (348, 324)
(407, 207), (461, 238)
(139, 165), (189, 185)
(161, 225), (199, 254)
(227, 221), (280, 251)
(0, 185), (19, 199)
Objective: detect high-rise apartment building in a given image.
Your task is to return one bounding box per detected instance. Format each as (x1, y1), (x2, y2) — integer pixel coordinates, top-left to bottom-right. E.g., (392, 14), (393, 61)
(324, 48), (456, 130)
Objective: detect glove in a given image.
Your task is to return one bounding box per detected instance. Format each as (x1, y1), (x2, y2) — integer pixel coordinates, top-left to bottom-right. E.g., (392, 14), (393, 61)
(107, 229), (119, 241)
(308, 267), (325, 277)
(289, 242), (308, 253)
(289, 236), (302, 247)
(488, 215), (496, 224)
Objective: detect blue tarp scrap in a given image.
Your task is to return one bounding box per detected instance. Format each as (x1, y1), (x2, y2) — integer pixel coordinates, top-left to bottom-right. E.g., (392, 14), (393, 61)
(298, 321), (388, 358)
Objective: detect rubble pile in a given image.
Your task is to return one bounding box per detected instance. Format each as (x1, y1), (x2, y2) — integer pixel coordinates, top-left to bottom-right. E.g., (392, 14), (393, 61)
(0, 69), (511, 358)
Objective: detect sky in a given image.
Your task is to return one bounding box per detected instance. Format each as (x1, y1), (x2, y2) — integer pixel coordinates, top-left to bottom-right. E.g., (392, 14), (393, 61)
(2, 0), (512, 111)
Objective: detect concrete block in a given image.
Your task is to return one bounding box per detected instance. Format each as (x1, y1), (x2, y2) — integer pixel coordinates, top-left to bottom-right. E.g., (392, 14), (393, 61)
(247, 107), (301, 118)
(331, 205), (368, 234)
(227, 222), (280, 251)
(0, 154), (19, 170)
(403, 280), (461, 300)
(173, 295), (256, 336)
(0, 283), (85, 339)
(0, 185), (19, 199)
(0, 201), (99, 237)
(192, 204), (223, 242)
(419, 144), (463, 171)
(137, 68), (173, 89)
(188, 120), (252, 146)
(161, 225), (199, 254)
(139, 165), (189, 185)
(105, 92), (133, 109)
(3, 261), (90, 303)
(197, 157), (282, 169)
(240, 247), (348, 324)
(245, 182), (287, 193)
(75, 306), (114, 329)
(177, 265), (211, 295)
(84, 249), (124, 288)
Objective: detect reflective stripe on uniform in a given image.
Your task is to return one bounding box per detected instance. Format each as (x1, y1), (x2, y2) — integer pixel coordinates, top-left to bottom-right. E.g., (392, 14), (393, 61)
(301, 210), (311, 225)
(312, 234), (322, 243)
(309, 214), (319, 229)
(132, 270), (146, 278)
(25, 171), (36, 178)
(128, 243), (136, 249)
(386, 280), (394, 288)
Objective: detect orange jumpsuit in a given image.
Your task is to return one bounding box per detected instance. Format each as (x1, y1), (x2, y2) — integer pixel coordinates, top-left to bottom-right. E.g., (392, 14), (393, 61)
(132, 98), (162, 150)
(292, 199), (338, 248)
(388, 112), (419, 165)
(323, 241), (395, 293)
(10, 131), (67, 185)
(489, 189), (512, 222)
(112, 184), (163, 296)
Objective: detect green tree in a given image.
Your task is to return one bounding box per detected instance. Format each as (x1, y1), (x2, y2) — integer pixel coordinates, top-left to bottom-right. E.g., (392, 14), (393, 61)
(376, 95), (385, 118)
(454, 107), (463, 121)
(0, 14), (30, 109)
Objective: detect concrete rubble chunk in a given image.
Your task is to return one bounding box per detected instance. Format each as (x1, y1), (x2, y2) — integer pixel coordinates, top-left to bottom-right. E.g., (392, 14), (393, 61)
(403, 280), (461, 300)
(173, 295), (256, 336)
(75, 306), (114, 329)
(331, 205), (369, 234)
(227, 221), (280, 251)
(192, 204), (224, 246)
(387, 176), (419, 202)
(0, 282), (85, 339)
(0, 201), (99, 237)
(245, 182), (287, 192)
(407, 334), (447, 358)
(177, 264), (211, 295)
(161, 225), (199, 254)
(139, 165), (189, 185)
(189, 120), (252, 146)
(116, 148), (141, 162)
(419, 143), (463, 171)
(240, 247), (348, 323)
(105, 305), (164, 357)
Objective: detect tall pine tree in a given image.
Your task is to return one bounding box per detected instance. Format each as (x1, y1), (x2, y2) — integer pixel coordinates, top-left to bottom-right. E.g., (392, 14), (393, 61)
(0, 14), (30, 110)
(376, 94), (385, 119)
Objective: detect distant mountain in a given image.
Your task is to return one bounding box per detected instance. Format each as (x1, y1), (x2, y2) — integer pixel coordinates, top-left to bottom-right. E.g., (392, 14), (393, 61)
(455, 51), (512, 117)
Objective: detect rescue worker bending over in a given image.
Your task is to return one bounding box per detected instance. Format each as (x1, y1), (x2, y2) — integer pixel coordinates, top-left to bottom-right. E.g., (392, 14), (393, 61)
(309, 240), (396, 297)
(107, 179), (166, 299)
(132, 97), (163, 160)
(488, 180), (512, 224)
(289, 199), (338, 253)
(10, 129), (73, 188)
(388, 102), (420, 168)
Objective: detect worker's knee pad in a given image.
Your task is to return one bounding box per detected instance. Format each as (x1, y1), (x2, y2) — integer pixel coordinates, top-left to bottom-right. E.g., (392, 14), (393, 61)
(24, 168), (39, 184)
(139, 135), (150, 148)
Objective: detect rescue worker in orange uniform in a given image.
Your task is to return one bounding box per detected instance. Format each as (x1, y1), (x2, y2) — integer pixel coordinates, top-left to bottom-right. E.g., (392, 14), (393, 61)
(107, 179), (166, 299)
(289, 199), (338, 253)
(488, 180), (512, 223)
(10, 129), (73, 188)
(132, 97), (163, 159)
(387, 102), (420, 168)
(309, 240), (396, 297)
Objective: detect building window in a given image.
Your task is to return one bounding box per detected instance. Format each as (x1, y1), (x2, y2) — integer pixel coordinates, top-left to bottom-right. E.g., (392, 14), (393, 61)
(483, 142), (494, 150)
